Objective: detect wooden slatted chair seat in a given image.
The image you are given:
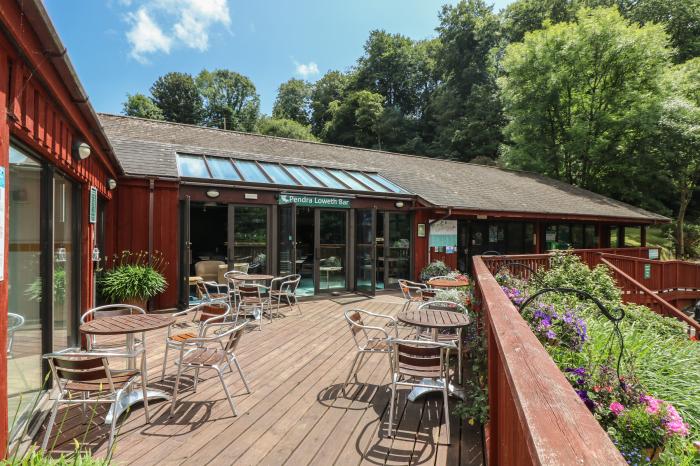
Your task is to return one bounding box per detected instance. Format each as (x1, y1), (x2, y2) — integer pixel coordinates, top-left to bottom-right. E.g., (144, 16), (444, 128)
(168, 331), (198, 343)
(364, 339), (390, 351)
(64, 370), (141, 392)
(182, 347), (228, 367)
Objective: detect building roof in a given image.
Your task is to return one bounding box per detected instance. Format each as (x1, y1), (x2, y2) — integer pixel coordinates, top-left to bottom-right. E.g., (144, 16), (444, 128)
(98, 113), (667, 223)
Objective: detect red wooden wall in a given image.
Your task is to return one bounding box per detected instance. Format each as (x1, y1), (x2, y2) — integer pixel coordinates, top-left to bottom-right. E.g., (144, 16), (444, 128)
(106, 179), (180, 310)
(0, 0), (119, 455)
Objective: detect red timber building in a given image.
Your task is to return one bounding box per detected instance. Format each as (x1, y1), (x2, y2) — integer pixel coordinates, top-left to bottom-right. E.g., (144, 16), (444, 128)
(0, 0), (121, 453)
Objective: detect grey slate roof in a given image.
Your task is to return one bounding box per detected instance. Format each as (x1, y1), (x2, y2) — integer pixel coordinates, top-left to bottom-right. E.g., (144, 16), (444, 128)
(98, 113), (667, 222)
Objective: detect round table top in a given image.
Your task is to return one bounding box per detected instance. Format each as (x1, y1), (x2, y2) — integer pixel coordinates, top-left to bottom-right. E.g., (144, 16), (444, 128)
(397, 309), (470, 329)
(427, 278), (469, 288)
(229, 273), (274, 281)
(80, 313), (175, 336)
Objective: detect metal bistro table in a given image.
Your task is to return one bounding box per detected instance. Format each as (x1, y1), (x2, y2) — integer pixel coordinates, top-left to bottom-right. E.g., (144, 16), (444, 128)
(396, 308), (470, 402)
(80, 313), (175, 423)
(228, 273), (274, 283)
(426, 278), (469, 289)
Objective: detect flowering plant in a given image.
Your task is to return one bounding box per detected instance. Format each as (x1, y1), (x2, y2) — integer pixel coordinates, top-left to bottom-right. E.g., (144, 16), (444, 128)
(521, 302), (587, 351)
(501, 285), (527, 306)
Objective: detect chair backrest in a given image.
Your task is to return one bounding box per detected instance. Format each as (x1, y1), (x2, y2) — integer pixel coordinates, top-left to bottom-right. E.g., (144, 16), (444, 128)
(281, 274), (301, 293)
(81, 304), (145, 324)
(343, 309), (392, 349)
(418, 300), (467, 314)
(398, 279), (425, 299)
(196, 302), (231, 323)
(419, 289), (436, 301)
(7, 313), (24, 332)
(222, 323), (247, 353)
(47, 354), (112, 390)
(238, 284), (263, 302)
(390, 340), (449, 378)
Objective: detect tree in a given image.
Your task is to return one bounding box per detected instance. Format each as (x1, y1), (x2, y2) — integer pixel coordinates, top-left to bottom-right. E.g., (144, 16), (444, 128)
(256, 117), (317, 141)
(656, 59), (700, 256)
(322, 90), (385, 148)
(196, 69), (260, 132)
(150, 72), (203, 124)
(122, 93), (164, 120)
(500, 0), (576, 43)
(310, 70), (349, 136)
(424, 0), (504, 161)
(272, 79), (312, 125)
(499, 8), (671, 195)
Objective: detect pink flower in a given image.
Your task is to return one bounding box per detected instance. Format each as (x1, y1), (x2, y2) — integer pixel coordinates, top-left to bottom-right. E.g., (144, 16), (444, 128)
(664, 404), (689, 437)
(609, 402), (625, 416)
(641, 395), (661, 414)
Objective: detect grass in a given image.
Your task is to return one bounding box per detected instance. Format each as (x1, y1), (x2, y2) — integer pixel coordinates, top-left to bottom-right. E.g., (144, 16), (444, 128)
(624, 226), (675, 260)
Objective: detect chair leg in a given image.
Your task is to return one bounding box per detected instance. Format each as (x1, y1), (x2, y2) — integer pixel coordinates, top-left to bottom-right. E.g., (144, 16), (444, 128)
(141, 364), (151, 423)
(161, 343), (170, 381)
(388, 376), (396, 438)
(354, 351), (367, 376)
(442, 382), (451, 444)
(458, 339), (463, 385)
(41, 400), (59, 451)
(108, 398), (119, 452)
(169, 362), (184, 417)
(217, 369), (238, 416)
(193, 367), (201, 392)
(343, 351), (361, 394)
(232, 356), (251, 393)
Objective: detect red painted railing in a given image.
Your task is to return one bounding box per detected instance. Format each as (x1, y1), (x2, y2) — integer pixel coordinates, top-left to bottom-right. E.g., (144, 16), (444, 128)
(473, 256), (625, 465)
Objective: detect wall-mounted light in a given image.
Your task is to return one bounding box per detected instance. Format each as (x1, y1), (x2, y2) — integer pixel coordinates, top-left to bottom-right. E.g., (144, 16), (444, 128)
(92, 247), (101, 263)
(206, 189), (220, 199)
(395, 201), (405, 208)
(107, 178), (117, 190)
(72, 140), (91, 160)
(55, 247), (67, 263)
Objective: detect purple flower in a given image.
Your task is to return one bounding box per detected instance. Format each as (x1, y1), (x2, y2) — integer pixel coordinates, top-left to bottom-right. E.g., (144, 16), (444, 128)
(546, 329), (556, 340)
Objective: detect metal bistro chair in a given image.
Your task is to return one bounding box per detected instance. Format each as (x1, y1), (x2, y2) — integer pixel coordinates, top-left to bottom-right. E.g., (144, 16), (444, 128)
(398, 279), (428, 312)
(195, 279), (229, 304)
(416, 300), (468, 383)
(387, 339), (455, 442)
(160, 301), (232, 380)
(169, 322), (251, 417)
(269, 274), (302, 320)
(81, 304), (146, 353)
(224, 270), (249, 309)
(7, 313), (25, 358)
(343, 309), (398, 393)
(42, 348), (150, 452)
(236, 283), (268, 330)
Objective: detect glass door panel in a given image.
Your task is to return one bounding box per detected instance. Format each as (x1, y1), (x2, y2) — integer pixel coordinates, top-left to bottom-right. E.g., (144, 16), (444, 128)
(355, 209), (375, 294)
(385, 213), (411, 288)
(317, 210), (347, 292)
(278, 204), (296, 277)
(375, 213), (385, 290)
(233, 206), (268, 273)
(296, 207), (315, 296)
(8, 146), (43, 431)
(53, 173), (76, 351)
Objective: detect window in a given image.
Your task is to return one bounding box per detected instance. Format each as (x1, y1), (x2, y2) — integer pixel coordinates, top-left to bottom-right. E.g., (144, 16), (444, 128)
(178, 154), (210, 178)
(233, 160), (268, 183)
(307, 167), (347, 189)
(206, 157), (240, 181)
(285, 165), (324, 187)
(233, 206), (268, 273)
(327, 169), (367, 191)
(259, 163), (297, 185)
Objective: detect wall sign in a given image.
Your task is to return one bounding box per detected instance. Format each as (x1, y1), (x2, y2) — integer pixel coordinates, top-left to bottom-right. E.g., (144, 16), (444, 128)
(89, 186), (98, 224)
(648, 248), (659, 260)
(417, 223), (426, 238)
(278, 193), (351, 208)
(644, 263), (651, 279)
(0, 167), (4, 281)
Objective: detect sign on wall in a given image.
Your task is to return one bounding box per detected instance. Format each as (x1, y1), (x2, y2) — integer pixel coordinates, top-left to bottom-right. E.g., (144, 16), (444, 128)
(644, 263), (652, 279)
(89, 186), (98, 224)
(0, 167), (4, 281)
(278, 193), (351, 208)
(648, 248), (659, 260)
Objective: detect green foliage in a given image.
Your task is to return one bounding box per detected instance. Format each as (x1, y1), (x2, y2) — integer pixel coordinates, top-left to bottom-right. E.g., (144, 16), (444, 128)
(433, 288), (468, 305)
(419, 260), (451, 282)
(196, 69), (260, 131)
(150, 72), (203, 124)
(499, 7), (671, 197)
(100, 265), (166, 302)
(322, 90), (385, 148)
(609, 404), (667, 451)
(309, 70), (349, 136)
(272, 78), (312, 125)
(25, 268), (66, 305)
(2, 449), (109, 466)
(121, 93), (164, 120)
(256, 117), (316, 141)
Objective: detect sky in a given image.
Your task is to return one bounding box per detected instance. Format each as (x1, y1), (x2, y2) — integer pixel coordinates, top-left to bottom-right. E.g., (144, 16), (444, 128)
(44, 0), (512, 116)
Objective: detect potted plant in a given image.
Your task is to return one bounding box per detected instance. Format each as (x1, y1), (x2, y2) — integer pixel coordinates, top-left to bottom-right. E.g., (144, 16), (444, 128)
(419, 260), (450, 282)
(99, 250), (167, 310)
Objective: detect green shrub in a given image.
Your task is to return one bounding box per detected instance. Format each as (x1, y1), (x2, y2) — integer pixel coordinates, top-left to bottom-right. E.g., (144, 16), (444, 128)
(99, 264), (166, 302)
(419, 260), (450, 282)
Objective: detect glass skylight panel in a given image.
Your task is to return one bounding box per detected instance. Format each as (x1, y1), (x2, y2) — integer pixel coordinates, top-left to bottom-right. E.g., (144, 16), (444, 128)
(234, 160), (269, 183)
(259, 162), (298, 185)
(284, 165), (324, 187)
(367, 173), (408, 193)
(327, 169), (368, 191)
(178, 155), (210, 178)
(206, 157), (240, 181)
(347, 171), (387, 192)
(307, 167), (347, 189)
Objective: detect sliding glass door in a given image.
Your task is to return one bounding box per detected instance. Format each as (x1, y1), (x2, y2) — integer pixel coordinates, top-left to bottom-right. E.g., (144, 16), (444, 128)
(355, 209), (376, 294)
(53, 173), (77, 350)
(317, 210), (347, 292)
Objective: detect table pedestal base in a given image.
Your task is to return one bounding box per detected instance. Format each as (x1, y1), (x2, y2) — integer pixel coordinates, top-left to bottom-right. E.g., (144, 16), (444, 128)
(407, 378), (468, 402)
(105, 389), (170, 424)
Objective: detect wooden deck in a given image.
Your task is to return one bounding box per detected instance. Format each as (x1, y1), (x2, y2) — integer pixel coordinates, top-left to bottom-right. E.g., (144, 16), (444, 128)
(37, 295), (483, 465)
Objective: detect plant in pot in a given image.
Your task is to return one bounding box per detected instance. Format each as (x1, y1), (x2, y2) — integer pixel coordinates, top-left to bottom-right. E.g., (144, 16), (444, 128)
(99, 250), (167, 310)
(419, 260), (450, 282)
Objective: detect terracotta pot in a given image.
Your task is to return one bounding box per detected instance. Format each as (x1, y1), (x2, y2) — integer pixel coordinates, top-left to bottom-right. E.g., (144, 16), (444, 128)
(122, 298), (148, 311)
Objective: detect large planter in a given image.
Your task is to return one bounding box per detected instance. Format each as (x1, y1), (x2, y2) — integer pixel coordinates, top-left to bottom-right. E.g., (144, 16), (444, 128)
(122, 297), (148, 311)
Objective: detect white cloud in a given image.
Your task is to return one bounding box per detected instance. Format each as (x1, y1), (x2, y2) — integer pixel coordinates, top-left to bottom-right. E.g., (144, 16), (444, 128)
(124, 0), (231, 62)
(126, 7), (172, 63)
(295, 61), (319, 78)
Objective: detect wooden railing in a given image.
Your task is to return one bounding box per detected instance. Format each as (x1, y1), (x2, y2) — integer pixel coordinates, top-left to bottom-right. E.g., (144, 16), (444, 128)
(567, 247), (655, 267)
(473, 256), (625, 465)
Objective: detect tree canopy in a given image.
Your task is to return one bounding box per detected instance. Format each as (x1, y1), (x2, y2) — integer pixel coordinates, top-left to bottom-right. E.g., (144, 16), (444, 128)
(272, 79), (312, 125)
(122, 93), (164, 120)
(150, 72), (203, 124)
(196, 69), (260, 131)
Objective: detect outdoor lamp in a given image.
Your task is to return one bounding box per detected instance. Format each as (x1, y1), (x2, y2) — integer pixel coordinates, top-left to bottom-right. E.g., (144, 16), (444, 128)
(107, 178), (117, 190)
(395, 201), (404, 208)
(73, 140), (91, 160)
(206, 189), (220, 199)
